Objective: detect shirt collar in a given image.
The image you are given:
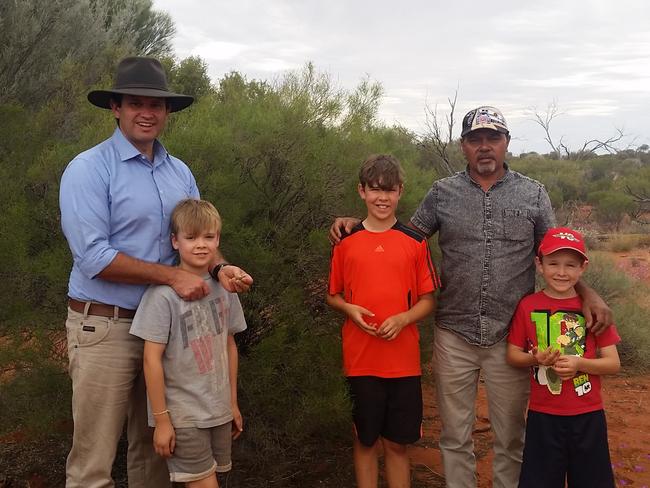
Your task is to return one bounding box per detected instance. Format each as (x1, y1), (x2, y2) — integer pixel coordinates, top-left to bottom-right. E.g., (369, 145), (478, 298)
(463, 162), (511, 189)
(111, 128), (170, 165)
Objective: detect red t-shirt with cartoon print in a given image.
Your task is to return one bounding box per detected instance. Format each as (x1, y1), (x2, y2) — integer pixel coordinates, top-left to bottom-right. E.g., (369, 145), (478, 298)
(328, 222), (438, 378)
(508, 291), (620, 415)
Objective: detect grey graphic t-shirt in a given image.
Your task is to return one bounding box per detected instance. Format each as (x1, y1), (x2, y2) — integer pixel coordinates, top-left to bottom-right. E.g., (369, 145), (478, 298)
(130, 276), (247, 428)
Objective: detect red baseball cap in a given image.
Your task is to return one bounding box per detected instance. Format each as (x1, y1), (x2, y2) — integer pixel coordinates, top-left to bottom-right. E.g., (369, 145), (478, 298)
(538, 227), (588, 262)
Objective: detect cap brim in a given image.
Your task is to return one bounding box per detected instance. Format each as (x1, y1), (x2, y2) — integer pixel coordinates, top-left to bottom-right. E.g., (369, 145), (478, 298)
(87, 89), (194, 112)
(540, 245), (589, 262)
(461, 125), (509, 137)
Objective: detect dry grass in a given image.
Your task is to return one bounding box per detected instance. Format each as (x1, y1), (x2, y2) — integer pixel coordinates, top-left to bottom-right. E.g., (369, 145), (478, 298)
(586, 233), (650, 253)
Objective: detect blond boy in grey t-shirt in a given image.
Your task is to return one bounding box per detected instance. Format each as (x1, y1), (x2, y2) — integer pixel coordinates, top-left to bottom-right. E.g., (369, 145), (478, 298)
(130, 199), (247, 488)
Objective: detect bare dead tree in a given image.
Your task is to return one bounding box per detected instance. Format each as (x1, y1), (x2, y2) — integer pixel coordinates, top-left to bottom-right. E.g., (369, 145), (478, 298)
(574, 128), (629, 160)
(529, 101), (568, 158)
(529, 101), (630, 160)
(420, 89), (459, 176)
(625, 185), (650, 224)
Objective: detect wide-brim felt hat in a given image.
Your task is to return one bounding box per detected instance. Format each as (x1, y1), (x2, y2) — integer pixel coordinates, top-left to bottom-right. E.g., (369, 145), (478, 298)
(88, 57), (194, 113)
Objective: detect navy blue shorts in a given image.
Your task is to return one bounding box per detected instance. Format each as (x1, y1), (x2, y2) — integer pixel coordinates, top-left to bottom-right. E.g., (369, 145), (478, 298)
(518, 409), (615, 488)
(346, 375), (422, 447)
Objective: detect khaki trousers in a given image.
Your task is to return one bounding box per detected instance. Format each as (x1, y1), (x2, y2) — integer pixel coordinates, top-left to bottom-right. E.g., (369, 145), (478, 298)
(433, 327), (529, 488)
(65, 307), (170, 488)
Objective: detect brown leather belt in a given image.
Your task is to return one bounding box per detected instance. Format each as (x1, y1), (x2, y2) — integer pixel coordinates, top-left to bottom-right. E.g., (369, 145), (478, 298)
(68, 298), (136, 319)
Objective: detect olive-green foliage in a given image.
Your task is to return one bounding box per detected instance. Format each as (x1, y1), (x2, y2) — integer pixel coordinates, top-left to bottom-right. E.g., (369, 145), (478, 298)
(161, 55), (213, 100)
(0, 61), (439, 472)
(586, 191), (635, 230)
(0, 0), (174, 107)
(161, 66), (435, 463)
(602, 234), (650, 253)
(580, 253), (650, 371)
(613, 300), (650, 372)
(511, 153), (650, 228)
(582, 252), (633, 304)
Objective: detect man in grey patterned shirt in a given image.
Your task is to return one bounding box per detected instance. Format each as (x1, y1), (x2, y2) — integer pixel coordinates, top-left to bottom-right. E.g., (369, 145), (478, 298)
(330, 106), (612, 488)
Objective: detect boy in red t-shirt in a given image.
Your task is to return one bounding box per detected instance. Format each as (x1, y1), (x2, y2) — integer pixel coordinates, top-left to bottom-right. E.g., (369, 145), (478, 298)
(327, 154), (438, 488)
(507, 227), (620, 488)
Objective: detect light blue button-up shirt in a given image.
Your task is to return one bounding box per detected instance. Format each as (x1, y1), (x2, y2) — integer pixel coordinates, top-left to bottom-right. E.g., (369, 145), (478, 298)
(60, 128), (200, 309)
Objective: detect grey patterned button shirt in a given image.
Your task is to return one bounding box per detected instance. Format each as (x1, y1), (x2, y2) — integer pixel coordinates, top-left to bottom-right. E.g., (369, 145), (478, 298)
(411, 165), (555, 347)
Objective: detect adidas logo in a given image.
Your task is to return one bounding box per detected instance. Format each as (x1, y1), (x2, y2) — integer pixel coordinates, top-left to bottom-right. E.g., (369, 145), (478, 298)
(374, 245), (385, 252)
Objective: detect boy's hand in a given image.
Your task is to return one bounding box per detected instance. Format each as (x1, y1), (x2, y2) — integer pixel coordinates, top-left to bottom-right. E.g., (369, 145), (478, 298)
(344, 304), (377, 335)
(329, 217), (361, 245)
(552, 355), (581, 380)
(377, 313), (408, 341)
(218, 265), (254, 293)
(153, 419), (176, 458)
(532, 346), (560, 366)
(232, 404), (243, 440)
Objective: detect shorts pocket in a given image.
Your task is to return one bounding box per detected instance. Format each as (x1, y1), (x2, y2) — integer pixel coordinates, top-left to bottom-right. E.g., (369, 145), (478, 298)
(503, 208), (533, 241)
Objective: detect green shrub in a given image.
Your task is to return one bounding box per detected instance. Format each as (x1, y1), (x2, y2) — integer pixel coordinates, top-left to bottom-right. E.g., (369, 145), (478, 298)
(613, 300), (650, 373)
(608, 234), (642, 253)
(582, 252), (632, 303)
(0, 357), (70, 436)
(236, 285), (350, 469)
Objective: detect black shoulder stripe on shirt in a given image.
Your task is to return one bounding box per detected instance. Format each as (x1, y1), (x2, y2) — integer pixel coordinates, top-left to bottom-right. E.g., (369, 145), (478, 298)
(339, 221), (365, 241)
(393, 221), (427, 242)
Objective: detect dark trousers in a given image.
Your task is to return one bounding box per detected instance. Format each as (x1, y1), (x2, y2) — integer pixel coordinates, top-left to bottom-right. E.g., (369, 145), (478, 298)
(518, 409), (615, 488)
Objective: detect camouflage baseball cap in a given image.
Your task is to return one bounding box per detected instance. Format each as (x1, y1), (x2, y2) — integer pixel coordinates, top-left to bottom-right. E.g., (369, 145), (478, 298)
(461, 106), (509, 137)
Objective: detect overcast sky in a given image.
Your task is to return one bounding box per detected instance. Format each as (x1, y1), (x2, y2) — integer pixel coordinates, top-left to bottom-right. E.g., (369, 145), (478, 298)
(152, 0), (650, 155)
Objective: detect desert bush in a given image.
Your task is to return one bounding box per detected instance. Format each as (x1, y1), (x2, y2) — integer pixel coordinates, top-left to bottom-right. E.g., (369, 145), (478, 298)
(581, 252), (633, 303)
(577, 253), (650, 372)
(614, 299), (650, 373)
(583, 233), (650, 253)
(607, 234), (644, 253)
(0, 335), (69, 436)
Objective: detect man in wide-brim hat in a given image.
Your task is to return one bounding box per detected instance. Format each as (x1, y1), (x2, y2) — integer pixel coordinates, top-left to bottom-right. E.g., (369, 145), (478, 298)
(87, 56), (194, 113)
(59, 57), (252, 487)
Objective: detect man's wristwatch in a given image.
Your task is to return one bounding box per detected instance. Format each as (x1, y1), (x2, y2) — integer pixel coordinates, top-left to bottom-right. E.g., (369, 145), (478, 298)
(209, 263), (231, 280)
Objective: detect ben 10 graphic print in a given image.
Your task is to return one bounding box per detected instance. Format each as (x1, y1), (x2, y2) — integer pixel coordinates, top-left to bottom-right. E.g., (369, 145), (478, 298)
(530, 310), (591, 396)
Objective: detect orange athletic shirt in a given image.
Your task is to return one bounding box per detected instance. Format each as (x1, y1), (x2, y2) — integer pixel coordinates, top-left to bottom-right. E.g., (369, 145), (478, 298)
(328, 221), (438, 378)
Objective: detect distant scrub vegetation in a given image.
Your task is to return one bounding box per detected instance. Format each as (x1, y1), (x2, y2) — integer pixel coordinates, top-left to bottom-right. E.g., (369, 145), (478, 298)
(1, 0), (650, 482)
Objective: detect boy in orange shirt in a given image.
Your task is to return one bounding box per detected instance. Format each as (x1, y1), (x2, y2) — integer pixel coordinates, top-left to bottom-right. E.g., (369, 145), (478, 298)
(327, 154), (438, 488)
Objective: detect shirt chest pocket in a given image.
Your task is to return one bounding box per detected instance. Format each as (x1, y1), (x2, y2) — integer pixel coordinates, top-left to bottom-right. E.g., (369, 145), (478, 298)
(502, 208), (533, 241)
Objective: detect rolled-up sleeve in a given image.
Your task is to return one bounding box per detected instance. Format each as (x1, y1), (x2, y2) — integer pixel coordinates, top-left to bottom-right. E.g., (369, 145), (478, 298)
(410, 184), (439, 237)
(60, 157), (118, 279)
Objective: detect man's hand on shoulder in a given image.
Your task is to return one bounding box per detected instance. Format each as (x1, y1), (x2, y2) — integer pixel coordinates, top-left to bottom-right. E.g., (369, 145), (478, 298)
(579, 286), (613, 335)
(329, 217), (360, 245)
(170, 268), (211, 301)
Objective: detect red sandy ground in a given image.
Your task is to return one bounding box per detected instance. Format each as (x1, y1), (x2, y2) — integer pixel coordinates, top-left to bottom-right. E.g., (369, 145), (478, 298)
(408, 372), (650, 487)
(407, 248), (650, 487)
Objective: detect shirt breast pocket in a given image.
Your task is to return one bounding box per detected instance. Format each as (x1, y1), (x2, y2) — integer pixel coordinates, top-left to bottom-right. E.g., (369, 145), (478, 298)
(503, 208), (533, 241)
